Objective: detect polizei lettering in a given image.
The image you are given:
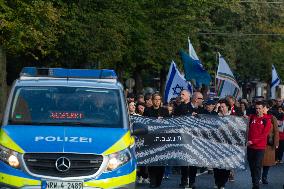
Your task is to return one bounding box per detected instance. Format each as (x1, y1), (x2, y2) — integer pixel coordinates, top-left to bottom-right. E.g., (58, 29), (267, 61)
(35, 136), (92, 143)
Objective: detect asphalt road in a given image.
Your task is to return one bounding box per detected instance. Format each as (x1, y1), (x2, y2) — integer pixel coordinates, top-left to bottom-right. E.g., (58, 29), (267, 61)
(136, 163), (284, 189)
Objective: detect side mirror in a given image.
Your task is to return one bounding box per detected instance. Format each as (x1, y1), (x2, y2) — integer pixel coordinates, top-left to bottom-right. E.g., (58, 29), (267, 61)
(131, 122), (148, 136)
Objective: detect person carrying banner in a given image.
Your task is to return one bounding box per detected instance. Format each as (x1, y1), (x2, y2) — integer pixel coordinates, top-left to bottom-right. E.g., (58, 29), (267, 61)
(128, 102), (139, 116)
(201, 99), (217, 175)
(226, 95), (242, 116)
(143, 93), (170, 188)
(174, 90), (203, 189)
(144, 93), (153, 109)
(226, 95), (243, 181)
(247, 101), (272, 189)
(136, 102), (146, 116)
(202, 99), (218, 115)
(212, 99), (231, 189)
(130, 101), (149, 184)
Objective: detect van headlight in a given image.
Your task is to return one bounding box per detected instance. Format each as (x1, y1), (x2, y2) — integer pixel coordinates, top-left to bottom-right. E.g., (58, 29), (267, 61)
(106, 148), (131, 171)
(0, 145), (20, 169)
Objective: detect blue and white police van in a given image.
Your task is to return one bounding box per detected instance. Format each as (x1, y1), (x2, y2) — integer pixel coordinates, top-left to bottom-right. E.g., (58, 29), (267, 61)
(0, 67), (144, 189)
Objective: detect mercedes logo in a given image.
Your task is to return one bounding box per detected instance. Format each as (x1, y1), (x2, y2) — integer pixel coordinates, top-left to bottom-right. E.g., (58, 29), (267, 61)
(55, 157), (71, 172)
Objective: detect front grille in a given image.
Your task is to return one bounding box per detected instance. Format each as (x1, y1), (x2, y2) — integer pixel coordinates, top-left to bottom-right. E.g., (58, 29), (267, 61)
(23, 153), (103, 178)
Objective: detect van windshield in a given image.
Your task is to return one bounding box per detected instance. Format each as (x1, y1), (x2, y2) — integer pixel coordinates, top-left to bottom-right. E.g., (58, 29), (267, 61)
(9, 86), (124, 128)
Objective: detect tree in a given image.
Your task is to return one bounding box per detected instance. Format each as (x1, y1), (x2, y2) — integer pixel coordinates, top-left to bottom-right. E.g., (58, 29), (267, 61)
(0, 0), (283, 98)
(0, 46), (7, 117)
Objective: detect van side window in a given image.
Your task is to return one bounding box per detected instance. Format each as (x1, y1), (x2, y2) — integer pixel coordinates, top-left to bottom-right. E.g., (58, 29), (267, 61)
(12, 96), (31, 122)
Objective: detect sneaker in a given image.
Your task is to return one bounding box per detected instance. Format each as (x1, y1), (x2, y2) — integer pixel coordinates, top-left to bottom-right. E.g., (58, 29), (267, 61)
(143, 178), (150, 184)
(137, 176), (143, 184)
(276, 160), (283, 164)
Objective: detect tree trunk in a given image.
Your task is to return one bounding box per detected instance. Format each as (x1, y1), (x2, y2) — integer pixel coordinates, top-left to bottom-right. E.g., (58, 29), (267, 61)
(115, 63), (124, 83)
(159, 66), (167, 100)
(134, 67), (143, 94)
(0, 46), (7, 118)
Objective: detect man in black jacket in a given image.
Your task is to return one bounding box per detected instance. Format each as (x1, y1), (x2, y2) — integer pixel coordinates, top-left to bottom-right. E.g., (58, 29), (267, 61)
(202, 99), (218, 115)
(143, 93), (169, 188)
(174, 90), (203, 189)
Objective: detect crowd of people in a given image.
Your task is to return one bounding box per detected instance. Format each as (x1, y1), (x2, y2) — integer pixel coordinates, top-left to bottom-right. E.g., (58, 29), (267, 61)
(127, 90), (284, 189)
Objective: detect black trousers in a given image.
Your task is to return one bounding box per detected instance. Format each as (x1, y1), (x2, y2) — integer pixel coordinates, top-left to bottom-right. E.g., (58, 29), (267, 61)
(276, 140), (284, 161)
(262, 166), (269, 179)
(137, 166), (148, 179)
(247, 147), (265, 188)
(180, 166), (197, 185)
(213, 168), (230, 187)
(148, 166), (165, 186)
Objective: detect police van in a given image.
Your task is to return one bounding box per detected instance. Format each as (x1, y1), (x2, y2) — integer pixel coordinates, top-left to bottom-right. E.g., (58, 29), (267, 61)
(0, 67), (145, 189)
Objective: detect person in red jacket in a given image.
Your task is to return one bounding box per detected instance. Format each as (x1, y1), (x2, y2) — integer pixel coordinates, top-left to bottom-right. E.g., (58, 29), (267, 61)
(247, 101), (272, 189)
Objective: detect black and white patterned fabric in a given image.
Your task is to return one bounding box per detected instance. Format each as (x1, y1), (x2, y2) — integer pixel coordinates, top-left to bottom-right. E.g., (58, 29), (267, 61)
(131, 115), (247, 170)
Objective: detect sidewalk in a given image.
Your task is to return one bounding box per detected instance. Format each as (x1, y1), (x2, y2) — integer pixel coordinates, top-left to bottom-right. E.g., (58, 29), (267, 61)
(136, 164), (284, 189)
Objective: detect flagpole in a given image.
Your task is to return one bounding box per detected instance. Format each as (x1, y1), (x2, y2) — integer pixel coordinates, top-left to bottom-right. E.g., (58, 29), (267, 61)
(215, 52), (219, 96)
(188, 37), (191, 56)
(187, 37), (195, 90)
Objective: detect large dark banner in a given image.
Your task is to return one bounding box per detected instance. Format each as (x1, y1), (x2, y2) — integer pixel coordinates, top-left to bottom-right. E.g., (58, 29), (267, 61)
(131, 115), (248, 170)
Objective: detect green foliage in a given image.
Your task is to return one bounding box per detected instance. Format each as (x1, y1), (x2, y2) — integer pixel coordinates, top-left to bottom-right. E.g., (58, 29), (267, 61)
(0, 0), (283, 87)
(0, 0), (62, 58)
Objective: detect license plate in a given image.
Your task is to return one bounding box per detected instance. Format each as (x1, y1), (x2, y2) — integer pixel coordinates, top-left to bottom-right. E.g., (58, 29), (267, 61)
(43, 181), (83, 189)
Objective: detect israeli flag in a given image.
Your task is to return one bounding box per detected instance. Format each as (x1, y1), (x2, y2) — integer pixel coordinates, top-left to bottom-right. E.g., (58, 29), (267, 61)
(164, 61), (193, 103)
(271, 64), (280, 99)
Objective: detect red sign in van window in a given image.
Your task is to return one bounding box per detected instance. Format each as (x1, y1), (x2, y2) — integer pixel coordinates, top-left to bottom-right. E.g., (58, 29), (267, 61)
(50, 112), (84, 119)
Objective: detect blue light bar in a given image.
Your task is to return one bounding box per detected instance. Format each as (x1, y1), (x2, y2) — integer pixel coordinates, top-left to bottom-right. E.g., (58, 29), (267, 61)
(20, 67), (117, 79)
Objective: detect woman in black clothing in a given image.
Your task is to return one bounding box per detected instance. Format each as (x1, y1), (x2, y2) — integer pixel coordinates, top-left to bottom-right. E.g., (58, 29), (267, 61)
(143, 93), (170, 188)
(214, 99), (231, 189)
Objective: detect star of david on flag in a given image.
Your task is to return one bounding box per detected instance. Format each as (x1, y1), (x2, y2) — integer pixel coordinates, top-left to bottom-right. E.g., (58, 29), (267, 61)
(164, 61), (193, 103)
(172, 84), (184, 95)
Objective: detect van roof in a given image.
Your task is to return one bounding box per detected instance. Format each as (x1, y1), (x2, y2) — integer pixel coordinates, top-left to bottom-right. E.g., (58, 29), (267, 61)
(15, 77), (123, 90)
(20, 67), (117, 79)
(17, 67), (123, 90)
